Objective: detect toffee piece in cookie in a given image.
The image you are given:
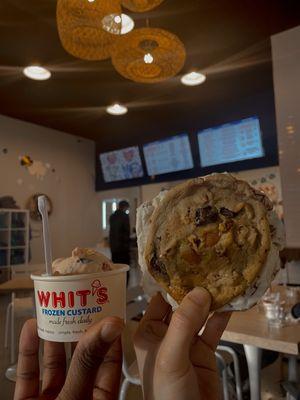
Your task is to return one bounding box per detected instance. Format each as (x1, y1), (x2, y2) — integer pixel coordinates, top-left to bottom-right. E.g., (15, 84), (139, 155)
(143, 173), (282, 310)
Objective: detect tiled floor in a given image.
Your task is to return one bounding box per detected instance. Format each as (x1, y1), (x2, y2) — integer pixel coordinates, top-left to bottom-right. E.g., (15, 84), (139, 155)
(0, 265), (298, 400)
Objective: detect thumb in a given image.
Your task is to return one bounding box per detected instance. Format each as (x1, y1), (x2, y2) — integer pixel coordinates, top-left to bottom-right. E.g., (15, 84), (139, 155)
(157, 287), (211, 373)
(58, 317), (124, 400)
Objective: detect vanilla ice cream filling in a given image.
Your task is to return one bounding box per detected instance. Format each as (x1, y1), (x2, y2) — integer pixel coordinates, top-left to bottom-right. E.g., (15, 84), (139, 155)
(136, 190), (284, 311)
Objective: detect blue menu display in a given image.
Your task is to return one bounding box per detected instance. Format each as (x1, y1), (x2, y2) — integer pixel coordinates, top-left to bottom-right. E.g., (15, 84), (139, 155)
(100, 146), (144, 183)
(198, 117), (264, 167)
(143, 134), (194, 176)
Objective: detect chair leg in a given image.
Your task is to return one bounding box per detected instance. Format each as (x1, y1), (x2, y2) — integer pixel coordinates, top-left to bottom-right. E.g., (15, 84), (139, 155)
(217, 345), (243, 400)
(4, 303), (12, 349)
(119, 379), (131, 400)
(216, 352), (229, 400)
(10, 301), (15, 364)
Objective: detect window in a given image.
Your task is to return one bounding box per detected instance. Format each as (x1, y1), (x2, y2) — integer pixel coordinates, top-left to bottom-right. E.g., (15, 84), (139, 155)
(101, 199), (129, 232)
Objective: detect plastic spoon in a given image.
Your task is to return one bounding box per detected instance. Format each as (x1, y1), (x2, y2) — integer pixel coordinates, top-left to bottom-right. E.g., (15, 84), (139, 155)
(38, 195), (53, 276)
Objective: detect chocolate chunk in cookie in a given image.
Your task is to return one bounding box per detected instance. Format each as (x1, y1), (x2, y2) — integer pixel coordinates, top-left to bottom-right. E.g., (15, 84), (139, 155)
(195, 206), (218, 226)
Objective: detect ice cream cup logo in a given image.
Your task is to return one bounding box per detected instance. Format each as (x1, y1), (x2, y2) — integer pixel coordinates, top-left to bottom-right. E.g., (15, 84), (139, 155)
(36, 281), (109, 309)
(31, 264), (129, 342)
(91, 279), (109, 305)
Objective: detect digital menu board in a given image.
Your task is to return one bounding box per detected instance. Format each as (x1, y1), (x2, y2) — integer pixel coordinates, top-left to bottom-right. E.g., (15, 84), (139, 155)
(99, 146), (144, 183)
(143, 134), (194, 176)
(198, 117), (264, 167)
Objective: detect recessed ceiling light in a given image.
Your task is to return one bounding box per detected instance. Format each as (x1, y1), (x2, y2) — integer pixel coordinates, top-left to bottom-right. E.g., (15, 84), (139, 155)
(102, 13), (134, 35)
(106, 103), (128, 116)
(23, 65), (51, 81)
(181, 71), (206, 86)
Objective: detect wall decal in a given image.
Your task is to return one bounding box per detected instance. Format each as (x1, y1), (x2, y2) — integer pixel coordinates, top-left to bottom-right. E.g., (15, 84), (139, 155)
(27, 160), (47, 180)
(20, 155), (48, 180)
(20, 155), (33, 167)
(236, 168), (283, 220)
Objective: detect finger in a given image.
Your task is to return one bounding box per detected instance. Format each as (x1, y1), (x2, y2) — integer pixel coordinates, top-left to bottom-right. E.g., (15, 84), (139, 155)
(141, 292), (171, 322)
(163, 307), (173, 325)
(14, 319), (40, 400)
(134, 293), (170, 347)
(93, 337), (123, 400)
(201, 311), (232, 351)
(41, 341), (66, 399)
(157, 287), (211, 373)
(58, 317), (124, 400)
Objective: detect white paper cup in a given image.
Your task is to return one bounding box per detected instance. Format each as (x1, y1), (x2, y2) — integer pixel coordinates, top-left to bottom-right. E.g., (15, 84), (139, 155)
(31, 264), (129, 342)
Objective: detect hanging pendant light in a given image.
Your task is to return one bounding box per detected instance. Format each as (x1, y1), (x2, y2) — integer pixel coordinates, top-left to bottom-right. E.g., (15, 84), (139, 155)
(102, 13), (135, 35)
(56, 0), (122, 61)
(111, 27), (186, 83)
(121, 0), (164, 13)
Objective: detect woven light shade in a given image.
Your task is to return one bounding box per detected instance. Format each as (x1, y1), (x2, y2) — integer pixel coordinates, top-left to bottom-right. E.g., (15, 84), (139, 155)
(111, 28), (186, 83)
(122, 0), (164, 12)
(57, 0), (121, 61)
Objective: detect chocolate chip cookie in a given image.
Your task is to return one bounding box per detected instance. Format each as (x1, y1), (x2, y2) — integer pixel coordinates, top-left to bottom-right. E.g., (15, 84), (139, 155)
(144, 173), (273, 310)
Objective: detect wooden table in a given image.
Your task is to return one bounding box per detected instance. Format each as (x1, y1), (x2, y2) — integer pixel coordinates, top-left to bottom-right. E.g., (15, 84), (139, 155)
(222, 305), (300, 400)
(223, 305), (300, 354)
(0, 277), (34, 293)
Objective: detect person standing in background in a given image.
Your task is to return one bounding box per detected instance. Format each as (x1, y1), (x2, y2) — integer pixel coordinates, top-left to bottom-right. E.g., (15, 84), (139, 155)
(109, 200), (130, 282)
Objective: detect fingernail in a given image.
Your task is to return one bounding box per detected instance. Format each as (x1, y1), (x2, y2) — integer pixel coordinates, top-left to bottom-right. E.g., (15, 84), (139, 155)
(188, 287), (211, 306)
(101, 321), (124, 342)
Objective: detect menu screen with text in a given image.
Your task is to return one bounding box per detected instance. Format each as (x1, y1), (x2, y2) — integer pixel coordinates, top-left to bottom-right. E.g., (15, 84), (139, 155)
(143, 134), (194, 176)
(100, 146), (144, 183)
(198, 117), (264, 167)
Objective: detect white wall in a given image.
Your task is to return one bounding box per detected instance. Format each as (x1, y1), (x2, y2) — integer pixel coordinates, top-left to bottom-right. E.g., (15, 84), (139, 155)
(272, 26), (300, 247)
(0, 114), (100, 263)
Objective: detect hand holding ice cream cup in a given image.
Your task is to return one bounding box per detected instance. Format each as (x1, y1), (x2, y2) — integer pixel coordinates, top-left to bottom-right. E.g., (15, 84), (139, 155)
(32, 196), (129, 342)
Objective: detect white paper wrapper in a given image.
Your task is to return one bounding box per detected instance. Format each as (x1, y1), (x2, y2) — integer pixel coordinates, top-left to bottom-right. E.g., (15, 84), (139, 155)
(31, 264), (129, 342)
(136, 186), (285, 312)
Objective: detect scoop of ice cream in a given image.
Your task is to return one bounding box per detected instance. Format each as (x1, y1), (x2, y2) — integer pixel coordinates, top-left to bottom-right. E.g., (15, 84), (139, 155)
(52, 247), (113, 275)
(136, 175), (285, 311)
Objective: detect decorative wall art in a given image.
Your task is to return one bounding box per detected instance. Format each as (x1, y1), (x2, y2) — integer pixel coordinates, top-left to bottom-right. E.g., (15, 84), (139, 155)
(19, 155), (49, 180)
(235, 167), (283, 219)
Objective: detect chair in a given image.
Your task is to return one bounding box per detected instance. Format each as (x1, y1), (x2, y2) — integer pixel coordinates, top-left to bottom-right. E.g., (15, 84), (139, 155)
(119, 286), (147, 400)
(281, 381), (300, 400)
(215, 352), (230, 400)
(217, 345), (243, 400)
(4, 264), (42, 364)
(281, 354), (300, 400)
